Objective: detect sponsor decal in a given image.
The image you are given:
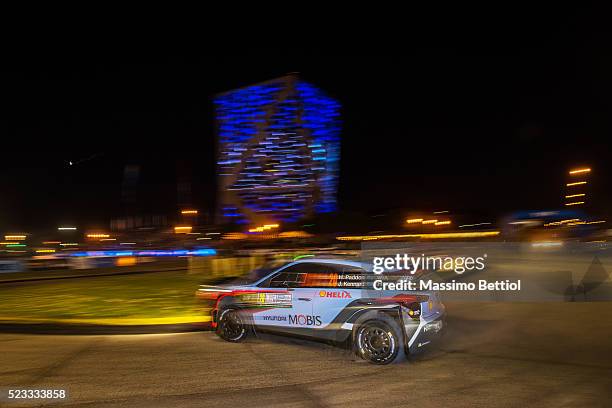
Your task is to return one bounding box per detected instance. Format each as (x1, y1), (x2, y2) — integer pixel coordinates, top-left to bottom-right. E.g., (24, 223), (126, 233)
(241, 292), (292, 307)
(289, 314), (322, 326)
(318, 290), (352, 299)
(262, 315), (288, 322)
(261, 314), (322, 326)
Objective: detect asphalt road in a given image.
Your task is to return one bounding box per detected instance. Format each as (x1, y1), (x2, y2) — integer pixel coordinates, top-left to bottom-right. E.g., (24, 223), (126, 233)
(2, 301), (612, 408)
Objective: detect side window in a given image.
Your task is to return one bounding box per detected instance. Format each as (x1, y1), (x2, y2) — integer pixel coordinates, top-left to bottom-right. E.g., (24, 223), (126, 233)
(268, 271), (305, 288)
(266, 263), (316, 288)
(263, 263), (367, 289)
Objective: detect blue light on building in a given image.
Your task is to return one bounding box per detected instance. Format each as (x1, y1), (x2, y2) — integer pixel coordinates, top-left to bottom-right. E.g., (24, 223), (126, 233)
(215, 75), (340, 225)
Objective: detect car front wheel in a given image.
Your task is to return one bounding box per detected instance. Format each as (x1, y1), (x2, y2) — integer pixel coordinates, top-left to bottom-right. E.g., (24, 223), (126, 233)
(354, 316), (404, 364)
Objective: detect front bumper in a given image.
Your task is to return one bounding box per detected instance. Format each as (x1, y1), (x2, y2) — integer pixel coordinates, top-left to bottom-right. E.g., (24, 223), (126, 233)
(406, 314), (445, 354)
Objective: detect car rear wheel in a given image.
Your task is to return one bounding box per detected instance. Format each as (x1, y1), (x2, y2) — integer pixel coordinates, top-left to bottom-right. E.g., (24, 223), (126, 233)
(216, 309), (249, 342)
(354, 316), (404, 364)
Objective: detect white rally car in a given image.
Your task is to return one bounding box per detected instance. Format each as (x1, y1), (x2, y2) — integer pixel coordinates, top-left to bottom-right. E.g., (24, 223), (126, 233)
(197, 258), (445, 364)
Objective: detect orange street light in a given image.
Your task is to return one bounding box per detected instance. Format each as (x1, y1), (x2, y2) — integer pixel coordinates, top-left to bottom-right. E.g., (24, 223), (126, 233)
(406, 218), (423, 224)
(174, 226), (193, 234)
(569, 168), (591, 175)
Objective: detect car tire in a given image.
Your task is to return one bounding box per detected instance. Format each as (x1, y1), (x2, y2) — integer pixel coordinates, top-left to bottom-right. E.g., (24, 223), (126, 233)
(216, 309), (249, 342)
(353, 314), (405, 365)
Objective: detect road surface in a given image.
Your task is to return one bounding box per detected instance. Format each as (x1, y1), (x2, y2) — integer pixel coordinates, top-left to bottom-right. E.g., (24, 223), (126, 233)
(2, 301), (612, 407)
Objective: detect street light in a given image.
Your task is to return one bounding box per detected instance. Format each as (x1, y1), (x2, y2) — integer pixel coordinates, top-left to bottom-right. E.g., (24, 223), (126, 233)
(4, 235), (26, 241)
(174, 226), (193, 234)
(569, 168), (591, 175)
(405, 218), (423, 224)
(86, 233), (110, 238)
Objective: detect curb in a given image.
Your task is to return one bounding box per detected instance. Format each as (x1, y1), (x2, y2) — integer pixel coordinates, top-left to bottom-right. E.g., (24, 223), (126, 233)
(0, 322), (212, 335)
(0, 315), (212, 335)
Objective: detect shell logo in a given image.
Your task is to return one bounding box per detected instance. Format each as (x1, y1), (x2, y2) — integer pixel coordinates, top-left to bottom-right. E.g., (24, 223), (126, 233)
(319, 290), (352, 298)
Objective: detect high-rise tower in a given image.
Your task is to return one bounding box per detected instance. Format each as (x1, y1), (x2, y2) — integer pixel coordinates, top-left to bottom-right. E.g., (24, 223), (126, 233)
(215, 75), (341, 226)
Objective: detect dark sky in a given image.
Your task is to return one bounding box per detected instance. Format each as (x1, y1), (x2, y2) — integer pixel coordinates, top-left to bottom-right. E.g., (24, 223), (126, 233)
(1, 20), (611, 230)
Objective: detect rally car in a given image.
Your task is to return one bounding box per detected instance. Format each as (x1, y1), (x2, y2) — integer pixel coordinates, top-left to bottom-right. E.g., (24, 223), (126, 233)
(196, 258), (445, 364)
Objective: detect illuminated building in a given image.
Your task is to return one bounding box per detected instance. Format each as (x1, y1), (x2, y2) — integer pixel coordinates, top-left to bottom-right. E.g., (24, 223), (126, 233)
(215, 75), (340, 225)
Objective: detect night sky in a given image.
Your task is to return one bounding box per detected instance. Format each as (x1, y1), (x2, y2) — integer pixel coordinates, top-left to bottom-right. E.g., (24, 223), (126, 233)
(1, 22), (611, 231)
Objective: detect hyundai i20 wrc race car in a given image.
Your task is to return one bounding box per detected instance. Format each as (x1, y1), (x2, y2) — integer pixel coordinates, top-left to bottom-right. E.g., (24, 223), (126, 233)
(196, 259), (445, 364)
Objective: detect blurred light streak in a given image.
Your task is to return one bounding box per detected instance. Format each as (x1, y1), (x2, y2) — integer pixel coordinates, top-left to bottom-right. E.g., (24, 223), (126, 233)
(565, 193), (585, 198)
(116, 257), (137, 266)
(223, 232), (247, 240)
(337, 231), (500, 241)
(421, 219), (438, 224)
(531, 241), (563, 247)
(569, 168), (591, 175)
(249, 224), (280, 233)
(70, 249), (217, 257)
(4, 235), (26, 240)
(293, 254), (315, 260)
(279, 231), (312, 238)
(181, 210), (198, 215)
(565, 201), (585, 206)
(459, 222), (491, 228)
(544, 218), (582, 226)
(174, 226), (193, 234)
(566, 181), (587, 187)
(405, 218), (423, 224)
(58, 227), (77, 231)
(87, 233), (110, 238)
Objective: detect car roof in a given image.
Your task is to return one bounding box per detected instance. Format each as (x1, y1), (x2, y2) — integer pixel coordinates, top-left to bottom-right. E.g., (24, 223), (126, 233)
(288, 258), (372, 271)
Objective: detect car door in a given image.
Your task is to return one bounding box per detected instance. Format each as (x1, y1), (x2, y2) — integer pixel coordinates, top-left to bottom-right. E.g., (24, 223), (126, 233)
(311, 264), (367, 329)
(251, 264), (315, 330)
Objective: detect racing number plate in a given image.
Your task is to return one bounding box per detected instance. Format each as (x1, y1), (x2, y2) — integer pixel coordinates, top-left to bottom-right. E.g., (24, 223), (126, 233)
(240, 292), (293, 307)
